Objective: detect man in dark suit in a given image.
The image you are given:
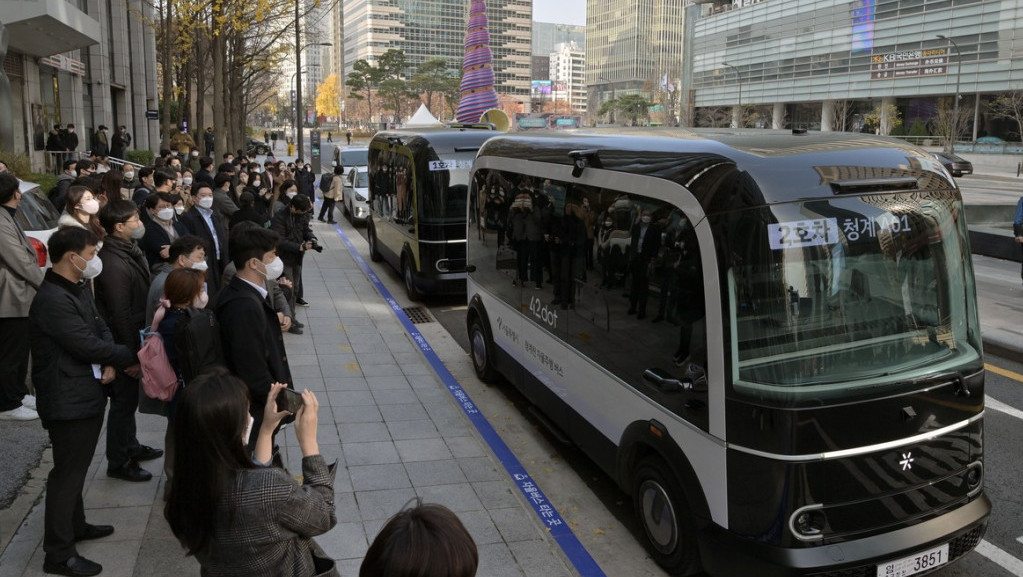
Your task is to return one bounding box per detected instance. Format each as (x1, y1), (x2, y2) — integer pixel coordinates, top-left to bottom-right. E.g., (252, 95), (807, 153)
(139, 192), (189, 273)
(214, 225), (292, 449)
(194, 156), (215, 188)
(31, 227), (139, 577)
(178, 183), (229, 297)
(94, 200), (163, 482)
(627, 210), (662, 320)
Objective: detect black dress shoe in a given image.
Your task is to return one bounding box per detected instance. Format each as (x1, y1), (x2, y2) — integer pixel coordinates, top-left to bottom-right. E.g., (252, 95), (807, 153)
(43, 555), (102, 577)
(296, 298), (309, 306)
(327, 220), (337, 224)
(288, 325), (304, 335)
(75, 524), (114, 542)
(292, 319), (305, 329)
(129, 445), (163, 462)
(107, 461), (153, 482)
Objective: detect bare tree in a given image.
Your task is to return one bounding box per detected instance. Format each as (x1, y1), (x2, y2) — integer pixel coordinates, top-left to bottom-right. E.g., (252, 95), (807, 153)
(989, 88), (1023, 140)
(932, 96), (974, 152)
(696, 106), (731, 127)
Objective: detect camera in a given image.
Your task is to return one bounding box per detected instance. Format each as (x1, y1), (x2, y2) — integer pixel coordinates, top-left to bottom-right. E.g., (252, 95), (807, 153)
(309, 241), (324, 253)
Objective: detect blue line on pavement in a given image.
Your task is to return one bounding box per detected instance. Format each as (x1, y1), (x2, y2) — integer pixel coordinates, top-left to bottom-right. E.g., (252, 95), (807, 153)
(331, 224), (607, 577)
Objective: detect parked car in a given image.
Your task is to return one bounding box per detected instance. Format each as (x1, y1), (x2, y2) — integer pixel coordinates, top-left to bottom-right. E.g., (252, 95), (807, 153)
(341, 166), (370, 225)
(246, 138), (270, 156)
(17, 179), (60, 268)
(931, 152), (973, 177)
(339, 147), (368, 171)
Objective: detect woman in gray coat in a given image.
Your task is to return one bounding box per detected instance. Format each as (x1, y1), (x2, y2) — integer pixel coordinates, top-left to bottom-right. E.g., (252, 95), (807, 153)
(165, 371), (338, 577)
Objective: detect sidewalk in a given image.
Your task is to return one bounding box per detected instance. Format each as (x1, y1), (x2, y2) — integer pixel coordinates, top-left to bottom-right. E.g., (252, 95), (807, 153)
(0, 218), (577, 577)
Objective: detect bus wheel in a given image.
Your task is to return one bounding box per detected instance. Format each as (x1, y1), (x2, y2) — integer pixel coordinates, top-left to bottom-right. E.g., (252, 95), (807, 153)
(368, 223), (382, 262)
(632, 456), (701, 576)
(403, 257), (422, 301)
(469, 315), (498, 383)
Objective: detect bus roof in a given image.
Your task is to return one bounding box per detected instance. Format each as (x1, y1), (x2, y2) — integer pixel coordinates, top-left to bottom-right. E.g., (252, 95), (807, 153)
(476, 128), (955, 206)
(370, 126), (497, 154)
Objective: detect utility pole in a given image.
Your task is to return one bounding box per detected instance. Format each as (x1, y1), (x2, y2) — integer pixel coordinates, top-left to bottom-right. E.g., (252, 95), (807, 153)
(295, 0), (303, 159)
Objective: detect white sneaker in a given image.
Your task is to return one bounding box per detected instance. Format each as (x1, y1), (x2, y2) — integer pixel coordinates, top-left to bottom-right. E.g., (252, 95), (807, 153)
(0, 405), (39, 421)
(21, 395), (37, 410)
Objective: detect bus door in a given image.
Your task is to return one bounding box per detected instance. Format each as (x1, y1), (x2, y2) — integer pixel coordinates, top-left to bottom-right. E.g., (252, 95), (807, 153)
(377, 148), (416, 265)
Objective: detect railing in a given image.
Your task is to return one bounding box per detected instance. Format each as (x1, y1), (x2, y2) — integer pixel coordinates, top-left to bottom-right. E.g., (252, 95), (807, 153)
(45, 150), (145, 173)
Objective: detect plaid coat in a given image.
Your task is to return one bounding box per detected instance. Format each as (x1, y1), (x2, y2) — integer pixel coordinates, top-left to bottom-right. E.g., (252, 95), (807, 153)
(196, 455), (339, 577)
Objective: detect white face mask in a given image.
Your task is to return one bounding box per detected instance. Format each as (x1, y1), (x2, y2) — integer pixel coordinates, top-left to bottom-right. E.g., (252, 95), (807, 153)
(156, 208), (175, 221)
(197, 196), (214, 209)
(192, 151), (199, 157)
(256, 256), (284, 281)
(130, 222), (146, 240)
(72, 252), (103, 279)
(242, 414), (254, 445)
(175, 205), (185, 215)
(193, 291), (209, 308)
(124, 171), (134, 180)
(285, 191), (297, 199)
(80, 199), (100, 215)
(190, 258), (208, 272)
(252, 180), (261, 188)
(641, 216), (652, 224)
(183, 177), (193, 186)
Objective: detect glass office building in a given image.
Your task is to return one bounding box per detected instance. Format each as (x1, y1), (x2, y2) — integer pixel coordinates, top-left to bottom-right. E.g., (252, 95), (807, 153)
(688, 0), (1022, 135)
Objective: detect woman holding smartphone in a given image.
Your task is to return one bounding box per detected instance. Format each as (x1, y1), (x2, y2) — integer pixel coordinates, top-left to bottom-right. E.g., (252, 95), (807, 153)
(164, 372), (338, 577)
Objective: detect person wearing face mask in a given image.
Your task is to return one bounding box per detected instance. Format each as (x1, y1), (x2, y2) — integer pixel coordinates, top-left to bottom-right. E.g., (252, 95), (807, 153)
(271, 194), (316, 320)
(91, 125), (110, 158)
(145, 235), (208, 327)
(179, 183), (229, 298)
(181, 169), (194, 192)
(121, 165), (137, 192)
(60, 186), (108, 245)
(29, 226), (140, 577)
(212, 172), (240, 221)
(0, 173), (45, 422)
(215, 225), (293, 450)
(627, 210), (663, 320)
(95, 200), (164, 483)
(141, 192), (189, 273)
(195, 156), (215, 188)
(49, 160), (78, 210)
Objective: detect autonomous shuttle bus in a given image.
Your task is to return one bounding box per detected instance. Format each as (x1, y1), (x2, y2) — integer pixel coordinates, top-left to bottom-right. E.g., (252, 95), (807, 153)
(465, 129), (989, 576)
(367, 126), (494, 300)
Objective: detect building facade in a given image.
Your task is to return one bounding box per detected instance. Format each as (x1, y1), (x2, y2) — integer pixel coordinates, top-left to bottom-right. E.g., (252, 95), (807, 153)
(532, 21), (586, 57)
(3, 0), (159, 171)
(341, 0), (532, 112)
(687, 0), (1022, 136)
(550, 42), (587, 113)
(586, 0), (686, 123)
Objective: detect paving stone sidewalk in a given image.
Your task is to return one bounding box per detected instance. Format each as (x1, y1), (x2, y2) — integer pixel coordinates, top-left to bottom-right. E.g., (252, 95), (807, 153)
(0, 220), (575, 577)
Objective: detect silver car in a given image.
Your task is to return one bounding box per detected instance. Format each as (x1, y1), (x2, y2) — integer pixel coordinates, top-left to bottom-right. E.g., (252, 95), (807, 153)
(17, 180), (60, 268)
(342, 166), (370, 224)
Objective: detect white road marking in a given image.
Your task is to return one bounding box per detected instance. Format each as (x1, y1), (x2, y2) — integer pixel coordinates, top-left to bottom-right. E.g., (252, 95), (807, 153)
(985, 395), (1023, 422)
(974, 540), (1023, 576)
(1017, 535), (1023, 546)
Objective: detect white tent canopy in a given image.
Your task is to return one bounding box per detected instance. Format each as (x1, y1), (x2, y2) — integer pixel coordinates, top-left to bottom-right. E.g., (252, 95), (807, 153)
(404, 104), (442, 127)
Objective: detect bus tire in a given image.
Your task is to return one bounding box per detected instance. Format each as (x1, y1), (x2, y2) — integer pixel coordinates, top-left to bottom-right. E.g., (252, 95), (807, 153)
(368, 222), (382, 262)
(468, 315), (499, 383)
(402, 256), (422, 302)
(632, 456), (701, 576)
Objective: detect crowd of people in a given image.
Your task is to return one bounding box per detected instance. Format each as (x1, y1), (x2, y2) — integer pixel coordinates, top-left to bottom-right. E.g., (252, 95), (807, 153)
(0, 146), (480, 576)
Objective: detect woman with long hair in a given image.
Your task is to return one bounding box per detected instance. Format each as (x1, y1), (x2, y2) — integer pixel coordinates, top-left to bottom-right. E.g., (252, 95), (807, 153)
(164, 373), (337, 577)
(60, 185), (107, 242)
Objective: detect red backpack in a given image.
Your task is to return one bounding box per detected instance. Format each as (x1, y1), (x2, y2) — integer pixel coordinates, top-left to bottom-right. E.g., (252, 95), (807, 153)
(137, 302), (180, 401)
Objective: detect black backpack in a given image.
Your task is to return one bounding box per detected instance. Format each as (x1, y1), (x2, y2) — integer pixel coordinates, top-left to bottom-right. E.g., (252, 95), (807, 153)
(319, 173), (333, 194)
(173, 308), (226, 383)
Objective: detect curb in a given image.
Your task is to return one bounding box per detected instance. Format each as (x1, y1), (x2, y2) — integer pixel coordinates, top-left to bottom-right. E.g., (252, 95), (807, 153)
(0, 446), (52, 558)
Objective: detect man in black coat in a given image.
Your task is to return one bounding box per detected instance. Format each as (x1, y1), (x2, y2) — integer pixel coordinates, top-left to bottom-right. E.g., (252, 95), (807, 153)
(215, 225), (292, 450)
(178, 183), (229, 297)
(94, 200), (162, 483)
(194, 156), (215, 188)
(30, 227), (140, 577)
(270, 195), (316, 322)
(627, 210), (663, 319)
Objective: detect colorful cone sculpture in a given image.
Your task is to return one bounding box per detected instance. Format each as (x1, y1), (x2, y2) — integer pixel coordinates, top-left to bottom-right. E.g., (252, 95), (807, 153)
(456, 0), (500, 124)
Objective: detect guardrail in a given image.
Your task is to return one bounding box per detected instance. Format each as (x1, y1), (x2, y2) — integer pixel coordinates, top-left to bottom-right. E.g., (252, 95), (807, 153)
(45, 151), (144, 173)
(889, 137), (1023, 154)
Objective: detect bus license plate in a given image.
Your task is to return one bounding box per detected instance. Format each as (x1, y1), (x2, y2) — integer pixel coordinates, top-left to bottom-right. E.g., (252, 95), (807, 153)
(876, 543), (950, 577)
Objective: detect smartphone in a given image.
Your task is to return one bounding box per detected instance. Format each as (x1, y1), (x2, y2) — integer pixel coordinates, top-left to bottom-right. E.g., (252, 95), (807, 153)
(276, 387), (303, 413)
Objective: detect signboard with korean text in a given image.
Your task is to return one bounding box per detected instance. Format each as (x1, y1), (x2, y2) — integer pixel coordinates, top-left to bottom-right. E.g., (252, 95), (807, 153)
(870, 48), (947, 80)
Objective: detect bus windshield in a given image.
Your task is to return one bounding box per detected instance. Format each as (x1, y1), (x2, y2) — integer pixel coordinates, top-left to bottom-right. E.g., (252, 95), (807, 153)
(418, 153), (474, 224)
(729, 190), (981, 398)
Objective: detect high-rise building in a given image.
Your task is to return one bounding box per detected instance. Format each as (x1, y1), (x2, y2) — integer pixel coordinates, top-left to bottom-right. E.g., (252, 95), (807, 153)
(550, 42), (587, 113)
(341, 0), (532, 115)
(586, 0), (686, 121)
(3, 0), (159, 170)
(532, 21), (586, 56)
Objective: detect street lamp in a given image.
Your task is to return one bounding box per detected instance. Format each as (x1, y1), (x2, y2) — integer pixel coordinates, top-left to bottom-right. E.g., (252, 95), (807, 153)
(598, 75), (616, 125)
(722, 62), (742, 128)
(936, 34), (962, 154)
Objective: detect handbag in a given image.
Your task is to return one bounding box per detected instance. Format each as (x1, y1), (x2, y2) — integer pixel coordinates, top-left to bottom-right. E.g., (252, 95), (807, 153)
(137, 300), (180, 402)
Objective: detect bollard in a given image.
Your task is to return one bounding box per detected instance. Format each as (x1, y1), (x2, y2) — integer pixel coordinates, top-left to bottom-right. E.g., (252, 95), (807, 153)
(1018, 161), (1021, 178)
(288, 142), (294, 156)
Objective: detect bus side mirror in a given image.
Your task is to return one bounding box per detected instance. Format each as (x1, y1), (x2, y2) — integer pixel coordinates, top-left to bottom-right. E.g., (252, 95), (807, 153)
(643, 368), (683, 393)
(466, 264), (477, 273)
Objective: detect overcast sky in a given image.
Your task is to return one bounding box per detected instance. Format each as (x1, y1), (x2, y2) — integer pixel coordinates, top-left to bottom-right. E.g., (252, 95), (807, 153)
(533, 0), (586, 26)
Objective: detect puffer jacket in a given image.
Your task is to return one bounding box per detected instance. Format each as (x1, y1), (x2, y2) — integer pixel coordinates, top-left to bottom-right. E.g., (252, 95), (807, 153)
(30, 270), (137, 422)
